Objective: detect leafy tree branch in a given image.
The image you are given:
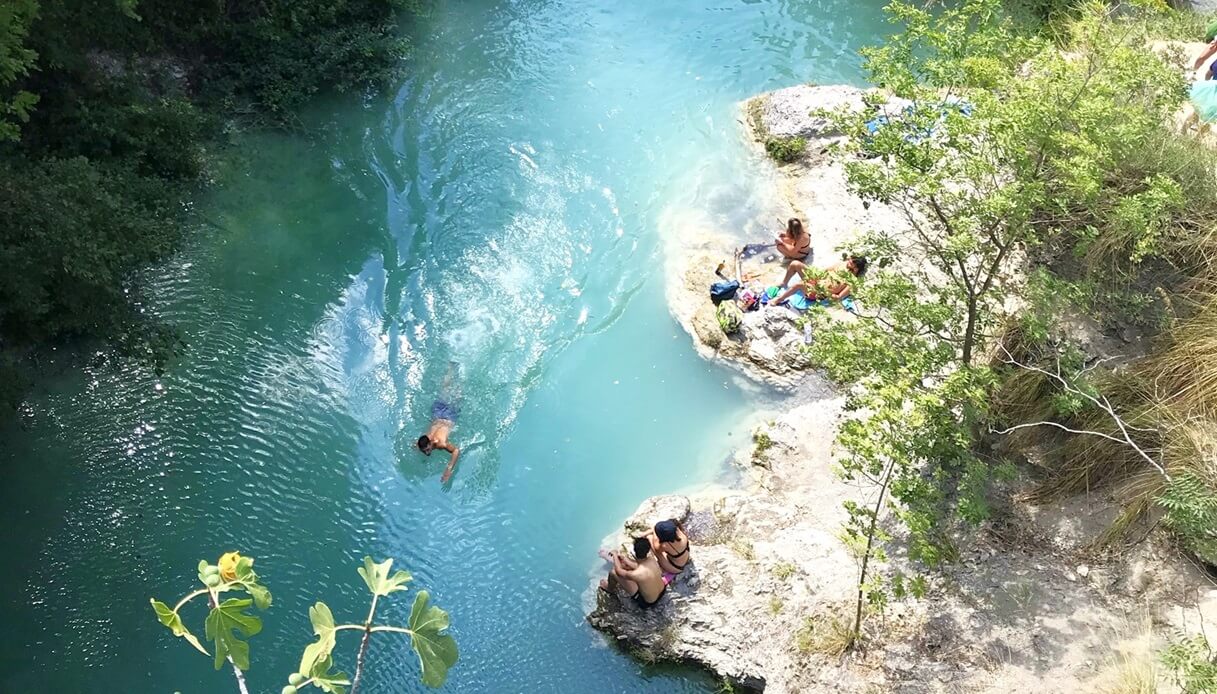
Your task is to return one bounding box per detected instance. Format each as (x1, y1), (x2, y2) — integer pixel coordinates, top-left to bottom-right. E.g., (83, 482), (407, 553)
(150, 553), (458, 694)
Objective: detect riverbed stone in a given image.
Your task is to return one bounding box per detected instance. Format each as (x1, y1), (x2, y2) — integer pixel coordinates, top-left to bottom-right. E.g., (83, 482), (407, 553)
(623, 495), (691, 537)
(750, 84), (867, 141)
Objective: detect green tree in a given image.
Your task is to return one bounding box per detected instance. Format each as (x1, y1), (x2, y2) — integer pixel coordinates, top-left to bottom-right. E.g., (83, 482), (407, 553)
(151, 553), (458, 693)
(811, 0), (1186, 645)
(0, 0), (38, 142)
(0, 0), (425, 412)
(1163, 633), (1217, 693)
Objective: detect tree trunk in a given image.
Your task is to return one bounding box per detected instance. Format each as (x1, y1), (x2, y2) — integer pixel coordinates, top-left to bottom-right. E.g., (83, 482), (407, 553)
(961, 295), (978, 365)
(851, 459), (898, 648)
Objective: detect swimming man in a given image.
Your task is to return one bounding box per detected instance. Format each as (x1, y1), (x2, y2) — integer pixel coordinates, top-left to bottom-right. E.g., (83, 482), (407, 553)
(417, 361), (462, 483)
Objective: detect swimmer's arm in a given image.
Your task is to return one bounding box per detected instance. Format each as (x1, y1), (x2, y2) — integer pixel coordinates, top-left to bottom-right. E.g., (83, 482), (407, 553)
(440, 444), (461, 483)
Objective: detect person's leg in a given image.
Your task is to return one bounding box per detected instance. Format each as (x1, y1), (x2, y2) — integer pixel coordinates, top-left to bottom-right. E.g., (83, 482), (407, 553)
(441, 361), (462, 401)
(773, 282), (806, 305)
(780, 260), (807, 287)
(599, 567), (622, 594)
(614, 570), (640, 597)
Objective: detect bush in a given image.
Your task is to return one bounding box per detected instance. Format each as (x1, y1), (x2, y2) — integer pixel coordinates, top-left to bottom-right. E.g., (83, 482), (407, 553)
(136, 0), (419, 117)
(0, 155), (180, 344)
(1162, 635), (1217, 693)
(764, 136), (806, 163)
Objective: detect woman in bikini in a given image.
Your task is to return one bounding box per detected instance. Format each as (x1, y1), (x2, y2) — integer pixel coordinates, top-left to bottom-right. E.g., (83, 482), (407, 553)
(649, 519), (691, 575)
(775, 218), (811, 261)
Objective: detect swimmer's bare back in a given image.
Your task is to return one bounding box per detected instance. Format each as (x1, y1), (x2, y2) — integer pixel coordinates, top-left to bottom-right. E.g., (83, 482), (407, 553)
(418, 416), (460, 484)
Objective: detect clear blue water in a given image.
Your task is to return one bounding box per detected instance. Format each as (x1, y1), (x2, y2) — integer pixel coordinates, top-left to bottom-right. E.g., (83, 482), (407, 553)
(0, 1), (888, 691)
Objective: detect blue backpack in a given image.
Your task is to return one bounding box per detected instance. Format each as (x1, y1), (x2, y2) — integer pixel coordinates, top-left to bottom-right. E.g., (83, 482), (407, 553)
(710, 279), (740, 303)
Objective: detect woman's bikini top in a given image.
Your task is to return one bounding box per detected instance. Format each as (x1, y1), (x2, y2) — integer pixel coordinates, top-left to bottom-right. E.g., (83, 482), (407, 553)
(782, 233), (810, 256)
(664, 538), (691, 569)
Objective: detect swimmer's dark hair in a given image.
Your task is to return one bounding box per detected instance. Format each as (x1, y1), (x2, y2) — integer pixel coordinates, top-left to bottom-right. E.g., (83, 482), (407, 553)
(849, 255), (869, 276)
(632, 536), (652, 560)
(787, 218), (804, 237)
(417, 435), (433, 454)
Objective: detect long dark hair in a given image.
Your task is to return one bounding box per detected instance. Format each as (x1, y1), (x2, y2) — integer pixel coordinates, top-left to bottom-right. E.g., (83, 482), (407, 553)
(786, 218), (804, 238)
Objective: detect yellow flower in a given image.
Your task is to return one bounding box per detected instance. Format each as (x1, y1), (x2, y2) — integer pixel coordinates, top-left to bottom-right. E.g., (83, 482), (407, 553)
(218, 551), (241, 582)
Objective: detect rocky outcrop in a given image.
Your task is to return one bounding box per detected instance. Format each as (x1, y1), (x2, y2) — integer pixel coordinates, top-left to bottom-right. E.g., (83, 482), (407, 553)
(588, 398), (1217, 693)
(672, 250), (813, 389)
(588, 398), (860, 692)
(665, 85), (911, 390)
(598, 82), (1217, 693)
(749, 84), (868, 142)
(1178, 1), (1217, 15)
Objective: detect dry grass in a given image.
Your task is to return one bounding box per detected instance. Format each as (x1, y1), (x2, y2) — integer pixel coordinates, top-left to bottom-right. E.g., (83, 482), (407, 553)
(769, 596), (784, 615)
(729, 539), (757, 561)
(1135, 292), (1217, 420)
(1092, 613), (1162, 694)
(994, 294), (1217, 554)
(772, 561), (797, 581)
(793, 612), (856, 657)
(1095, 652), (1159, 694)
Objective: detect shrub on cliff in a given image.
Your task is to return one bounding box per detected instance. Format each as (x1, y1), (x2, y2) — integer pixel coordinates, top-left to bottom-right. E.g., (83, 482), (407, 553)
(764, 136), (806, 163)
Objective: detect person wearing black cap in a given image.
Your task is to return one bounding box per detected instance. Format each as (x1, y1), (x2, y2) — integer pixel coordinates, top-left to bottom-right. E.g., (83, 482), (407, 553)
(649, 519), (691, 575)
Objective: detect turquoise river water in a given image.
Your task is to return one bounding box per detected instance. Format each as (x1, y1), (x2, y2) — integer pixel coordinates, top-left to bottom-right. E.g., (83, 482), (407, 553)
(0, 1), (888, 691)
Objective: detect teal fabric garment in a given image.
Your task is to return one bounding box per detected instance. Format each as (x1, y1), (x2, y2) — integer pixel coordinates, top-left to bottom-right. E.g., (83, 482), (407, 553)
(1192, 80), (1217, 123)
(764, 285), (822, 311)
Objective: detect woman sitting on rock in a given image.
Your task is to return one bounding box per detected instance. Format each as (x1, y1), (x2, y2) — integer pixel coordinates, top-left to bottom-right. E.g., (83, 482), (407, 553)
(649, 519), (691, 575)
(775, 218), (811, 260)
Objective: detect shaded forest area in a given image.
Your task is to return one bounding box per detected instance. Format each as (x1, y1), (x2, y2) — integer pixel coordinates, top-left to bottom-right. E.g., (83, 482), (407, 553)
(0, 0), (419, 410)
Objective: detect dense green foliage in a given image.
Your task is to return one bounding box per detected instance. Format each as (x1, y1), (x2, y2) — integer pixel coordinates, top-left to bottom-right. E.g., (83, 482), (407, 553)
(764, 136), (806, 163)
(1163, 634), (1217, 693)
(809, 0), (1217, 644)
(152, 553), (457, 692)
(0, 0), (38, 142)
(0, 0), (418, 411)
